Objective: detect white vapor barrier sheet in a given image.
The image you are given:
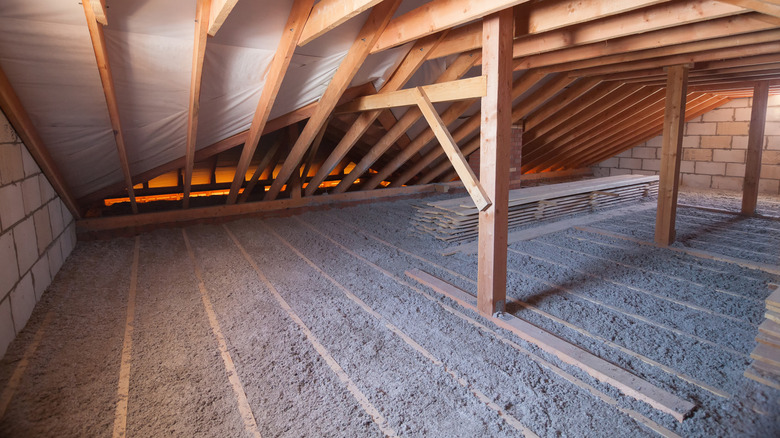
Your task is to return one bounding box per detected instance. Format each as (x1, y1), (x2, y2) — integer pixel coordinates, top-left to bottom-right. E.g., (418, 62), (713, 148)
(0, 0), (424, 198)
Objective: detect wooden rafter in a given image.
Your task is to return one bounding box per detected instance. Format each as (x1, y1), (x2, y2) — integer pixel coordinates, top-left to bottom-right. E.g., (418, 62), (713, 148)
(208, 0), (239, 36)
(299, 0), (384, 46)
(334, 51), (482, 193)
(0, 65), (81, 218)
(716, 0), (780, 18)
(303, 32), (446, 197)
(183, 0), (211, 209)
(82, 0), (138, 214)
(264, 0), (402, 201)
(371, 0), (532, 54)
(336, 76), (486, 113)
(226, 0), (316, 205)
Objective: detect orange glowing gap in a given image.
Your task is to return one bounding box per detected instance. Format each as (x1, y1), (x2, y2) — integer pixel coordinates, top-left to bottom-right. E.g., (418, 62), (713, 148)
(104, 188), (244, 206)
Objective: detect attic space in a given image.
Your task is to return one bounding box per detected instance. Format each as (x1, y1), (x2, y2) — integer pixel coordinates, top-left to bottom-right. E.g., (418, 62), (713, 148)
(1, 0), (780, 436)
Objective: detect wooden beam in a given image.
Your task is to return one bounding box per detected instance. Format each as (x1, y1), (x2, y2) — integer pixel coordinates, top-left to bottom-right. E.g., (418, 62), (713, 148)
(226, 0), (315, 204)
(92, 0), (108, 25)
(655, 65), (689, 246)
(337, 77), (486, 113)
(208, 0), (239, 36)
(405, 269), (696, 422)
(517, 15), (779, 72)
(0, 65), (81, 218)
(371, 0), (529, 54)
(414, 88), (490, 211)
(742, 81), (770, 215)
(239, 135), (284, 203)
(77, 181), (465, 234)
(478, 9), (513, 317)
(717, 0), (780, 18)
(183, 0), (211, 209)
(298, 0), (384, 46)
(265, 0), (402, 201)
(429, 0), (719, 60)
(82, 0), (138, 214)
(303, 32), (446, 197)
(338, 51), (482, 193)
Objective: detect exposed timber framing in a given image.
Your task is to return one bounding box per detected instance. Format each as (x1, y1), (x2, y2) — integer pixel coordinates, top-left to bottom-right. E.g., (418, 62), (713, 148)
(655, 65), (689, 246)
(371, 0), (531, 54)
(0, 65), (81, 218)
(183, 0), (211, 209)
(265, 0), (402, 201)
(716, 0), (780, 19)
(741, 81), (770, 215)
(82, 0), (138, 214)
(304, 32), (447, 197)
(208, 0), (239, 36)
(414, 87), (490, 211)
(336, 76), (487, 113)
(298, 0), (384, 46)
(477, 9), (513, 317)
(226, 0), (315, 205)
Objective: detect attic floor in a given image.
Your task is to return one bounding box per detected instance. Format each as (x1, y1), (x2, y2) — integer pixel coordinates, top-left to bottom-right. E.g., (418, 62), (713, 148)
(1, 190), (779, 437)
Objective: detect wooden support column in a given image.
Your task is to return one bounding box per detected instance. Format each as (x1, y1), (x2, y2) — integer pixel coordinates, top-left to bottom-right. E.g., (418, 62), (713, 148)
(742, 81), (770, 215)
(654, 64), (689, 246)
(477, 9), (513, 316)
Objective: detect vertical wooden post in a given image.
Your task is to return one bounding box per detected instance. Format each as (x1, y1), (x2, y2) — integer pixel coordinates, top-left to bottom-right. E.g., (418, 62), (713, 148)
(654, 65), (689, 246)
(477, 9), (513, 316)
(742, 81), (770, 216)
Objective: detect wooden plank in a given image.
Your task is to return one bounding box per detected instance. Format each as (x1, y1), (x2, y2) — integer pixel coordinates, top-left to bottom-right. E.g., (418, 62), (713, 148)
(767, 311), (780, 325)
(742, 81), (770, 215)
(336, 76), (487, 113)
(304, 32), (446, 196)
(265, 0), (402, 201)
(183, 0), (211, 209)
(516, 14), (777, 72)
(717, 0), (780, 18)
(759, 319), (780, 338)
(406, 269), (696, 422)
(751, 343), (780, 368)
(92, 0), (108, 25)
(744, 364), (780, 390)
(238, 136), (284, 203)
(82, 0), (138, 214)
(756, 332), (780, 349)
(371, 0), (529, 53)
(226, 0), (316, 204)
(208, 0), (239, 36)
(767, 289), (780, 307)
(414, 88), (491, 211)
(429, 0), (724, 60)
(655, 65), (689, 246)
(76, 180), (464, 234)
(477, 10), (513, 316)
(577, 226), (780, 275)
(0, 64), (81, 218)
(298, 0), (384, 45)
(445, 202), (657, 255)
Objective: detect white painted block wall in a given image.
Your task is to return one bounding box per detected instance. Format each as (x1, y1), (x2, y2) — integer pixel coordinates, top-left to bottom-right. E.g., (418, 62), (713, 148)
(0, 110), (76, 358)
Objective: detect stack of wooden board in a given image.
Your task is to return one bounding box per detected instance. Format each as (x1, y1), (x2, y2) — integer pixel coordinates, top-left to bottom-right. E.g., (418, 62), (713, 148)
(411, 175), (659, 243)
(745, 285), (780, 390)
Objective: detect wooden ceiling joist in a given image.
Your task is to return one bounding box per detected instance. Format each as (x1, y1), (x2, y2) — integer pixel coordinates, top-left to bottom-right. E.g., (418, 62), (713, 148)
(717, 0), (780, 18)
(336, 76), (487, 113)
(226, 0), (316, 205)
(182, 0), (211, 209)
(264, 0), (402, 201)
(0, 65), (81, 218)
(82, 0), (138, 214)
(302, 32), (446, 197)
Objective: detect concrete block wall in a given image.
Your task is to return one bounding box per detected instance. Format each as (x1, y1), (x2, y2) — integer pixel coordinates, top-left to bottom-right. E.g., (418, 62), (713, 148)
(592, 95), (780, 194)
(0, 110), (77, 358)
